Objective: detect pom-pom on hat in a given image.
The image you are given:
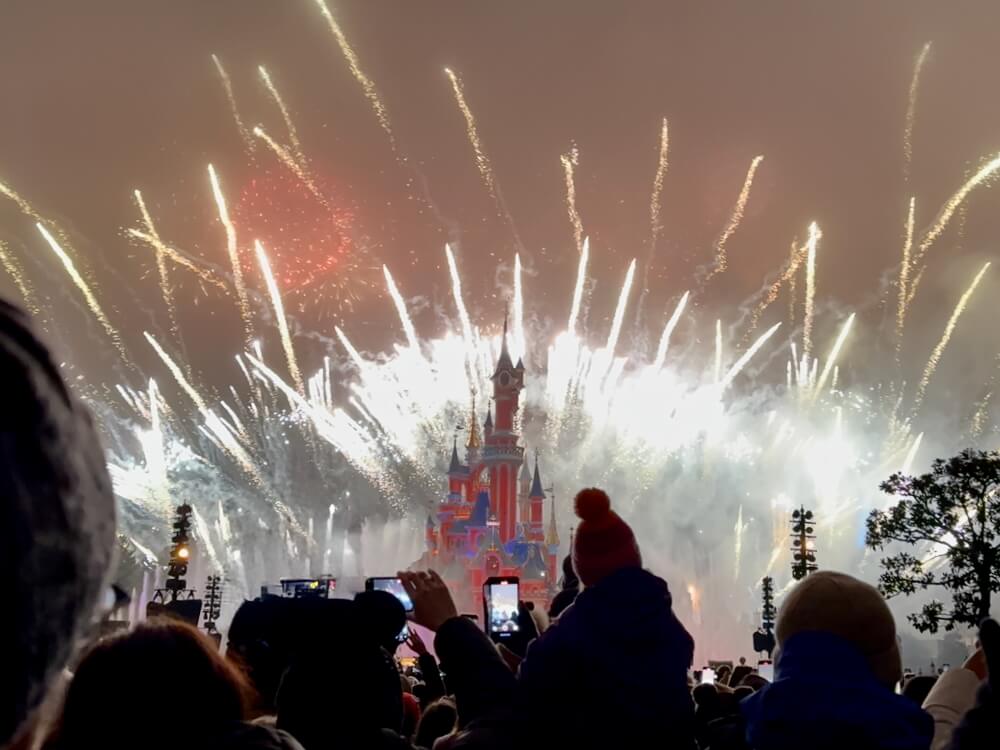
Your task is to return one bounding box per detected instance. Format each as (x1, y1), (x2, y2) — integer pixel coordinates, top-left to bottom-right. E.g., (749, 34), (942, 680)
(571, 488), (642, 586)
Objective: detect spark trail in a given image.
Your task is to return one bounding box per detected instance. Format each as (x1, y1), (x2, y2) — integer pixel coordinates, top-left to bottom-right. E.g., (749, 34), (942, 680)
(813, 313), (855, 398)
(567, 237), (590, 334)
(706, 155), (764, 281)
(255, 240), (305, 395)
(561, 146), (584, 253)
(252, 126), (327, 207)
(912, 262), (991, 413)
(652, 291), (689, 370)
(745, 238), (809, 340)
(314, 0), (396, 148)
(513, 253), (525, 362)
(134, 190), (182, 346)
(259, 65), (306, 165)
(714, 320), (723, 384)
(648, 117), (670, 251)
(903, 43), (932, 184)
(211, 54), (253, 151)
(0, 239), (39, 315)
(802, 222), (822, 360)
(896, 197), (916, 353)
(911, 154), (1000, 271)
(208, 164), (254, 345)
(445, 67), (497, 203)
(383, 265), (419, 351)
(36, 223), (125, 357)
(605, 258), (637, 358)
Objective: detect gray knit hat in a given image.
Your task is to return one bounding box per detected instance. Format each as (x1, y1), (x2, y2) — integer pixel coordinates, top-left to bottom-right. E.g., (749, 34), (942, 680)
(0, 301), (116, 744)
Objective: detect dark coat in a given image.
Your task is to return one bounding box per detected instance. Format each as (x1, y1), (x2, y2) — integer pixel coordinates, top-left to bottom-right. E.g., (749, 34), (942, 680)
(518, 567), (696, 749)
(740, 631), (933, 750)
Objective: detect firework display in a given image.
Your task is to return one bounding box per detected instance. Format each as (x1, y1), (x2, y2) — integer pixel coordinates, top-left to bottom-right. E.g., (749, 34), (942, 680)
(0, 2), (996, 659)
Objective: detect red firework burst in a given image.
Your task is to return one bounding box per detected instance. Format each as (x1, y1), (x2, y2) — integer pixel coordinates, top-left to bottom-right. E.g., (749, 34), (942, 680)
(234, 167), (357, 294)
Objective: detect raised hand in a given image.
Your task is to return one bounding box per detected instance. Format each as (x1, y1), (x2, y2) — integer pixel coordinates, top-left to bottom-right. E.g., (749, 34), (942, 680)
(398, 570), (458, 633)
(406, 627), (428, 656)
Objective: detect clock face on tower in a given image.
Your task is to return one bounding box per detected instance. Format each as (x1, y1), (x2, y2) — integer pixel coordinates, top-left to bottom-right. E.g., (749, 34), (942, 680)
(499, 371), (510, 387)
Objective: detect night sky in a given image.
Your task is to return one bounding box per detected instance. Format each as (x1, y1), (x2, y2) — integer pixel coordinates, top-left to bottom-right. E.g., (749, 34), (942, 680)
(0, 0), (998, 420)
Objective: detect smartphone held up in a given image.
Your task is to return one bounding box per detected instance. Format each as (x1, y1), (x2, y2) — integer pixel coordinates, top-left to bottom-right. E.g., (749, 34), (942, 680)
(484, 576), (520, 642)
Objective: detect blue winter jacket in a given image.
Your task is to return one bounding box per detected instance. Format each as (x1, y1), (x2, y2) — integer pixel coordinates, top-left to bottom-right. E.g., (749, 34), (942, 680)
(741, 631), (934, 750)
(518, 567), (696, 749)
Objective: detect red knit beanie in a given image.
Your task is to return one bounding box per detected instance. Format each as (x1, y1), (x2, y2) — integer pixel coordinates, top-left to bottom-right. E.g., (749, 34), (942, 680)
(572, 488), (642, 586)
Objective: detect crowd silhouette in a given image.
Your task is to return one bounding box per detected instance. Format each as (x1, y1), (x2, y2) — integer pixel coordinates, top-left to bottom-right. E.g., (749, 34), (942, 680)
(3, 298), (998, 750)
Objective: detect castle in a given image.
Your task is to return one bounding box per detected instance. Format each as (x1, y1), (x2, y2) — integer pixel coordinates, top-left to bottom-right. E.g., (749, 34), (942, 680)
(416, 318), (560, 613)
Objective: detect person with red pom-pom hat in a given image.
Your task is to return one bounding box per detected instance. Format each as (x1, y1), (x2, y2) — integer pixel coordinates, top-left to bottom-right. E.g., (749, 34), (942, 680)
(516, 487), (696, 750)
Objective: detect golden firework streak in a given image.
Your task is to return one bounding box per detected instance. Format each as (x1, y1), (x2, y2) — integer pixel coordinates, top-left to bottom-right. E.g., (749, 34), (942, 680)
(913, 261), (991, 413)
(252, 126), (327, 207)
(649, 118), (670, 249)
(314, 0), (396, 147)
(707, 155), (764, 281)
(912, 154), (1000, 270)
(561, 146), (584, 253)
(568, 237), (590, 334)
(903, 43), (931, 184)
(208, 164), (254, 345)
(895, 197), (916, 352)
(0, 239), (39, 315)
(36, 223), (125, 357)
(802, 222), (822, 360)
(652, 291), (689, 370)
(383, 264), (420, 351)
(812, 313), (855, 399)
(134, 189), (182, 344)
(211, 54), (253, 151)
(445, 67), (498, 202)
(259, 65), (306, 166)
(255, 240), (305, 395)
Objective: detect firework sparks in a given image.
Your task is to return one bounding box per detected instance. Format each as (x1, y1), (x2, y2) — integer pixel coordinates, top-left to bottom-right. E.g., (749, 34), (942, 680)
(259, 65), (306, 166)
(36, 223), (125, 357)
(211, 54), (253, 150)
(901, 432), (923, 474)
(0, 239), (39, 315)
(208, 164), (254, 345)
(648, 117), (670, 251)
(812, 313), (855, 399)
(896, 196), (917, 352)
(903, 43), (932, 184)
(561, 146), (584, 253)
(314, 0), (396, 148)
(802, 222), (822, 360)
(745, 237), (808, 340)
(706, 155), (764, 281)
(721, 323), (781, 390)
(383, 264), (419, 351)
(252, 126), (327, 208)
(567, 237), (590, 334)
(605, 258), (637, 359)
(445, 244), (477, 380)
(255, 240), (305, 395)
(913, 262), (991, 413)
(445, 67), (498, 203)
(134, 189), (182, 345)
(911, 153), (1000, 271)
(513, 253), (525, 362)
(652, 291), (689, 371)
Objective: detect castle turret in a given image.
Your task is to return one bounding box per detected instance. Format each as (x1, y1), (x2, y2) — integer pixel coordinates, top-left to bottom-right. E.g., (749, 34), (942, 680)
(483, 313), (525, 544)
(529, 455), (545, 540)
(518, 459), (531, 530)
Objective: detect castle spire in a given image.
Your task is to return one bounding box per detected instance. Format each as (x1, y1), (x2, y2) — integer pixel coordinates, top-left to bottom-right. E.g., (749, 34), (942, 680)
(545, 492), (560, 548)
(466, 392), (481, 451)
(530, 453), (544, 498)
(448, 435), (462, 473)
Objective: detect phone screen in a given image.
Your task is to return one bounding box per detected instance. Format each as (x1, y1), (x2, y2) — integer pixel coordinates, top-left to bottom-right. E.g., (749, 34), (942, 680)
(487, 581), (520, 635)
(757, 664), (774, 682)
(700, 667), (717, 685)
(370, 577), (414, 612)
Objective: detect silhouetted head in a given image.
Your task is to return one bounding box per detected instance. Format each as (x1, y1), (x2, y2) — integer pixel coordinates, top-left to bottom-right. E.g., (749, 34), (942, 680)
(355, 589), (407, 654)
(777, 570), (902, 688)
(56, 619), (252, 749)
(0, 301), (115, 747)
(901, 674), (937, 705)
(415, 698), (456, 750)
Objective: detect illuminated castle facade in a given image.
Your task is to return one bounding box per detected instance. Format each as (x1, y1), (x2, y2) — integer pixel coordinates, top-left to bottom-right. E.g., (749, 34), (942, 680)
(417, 319), (560, 612)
